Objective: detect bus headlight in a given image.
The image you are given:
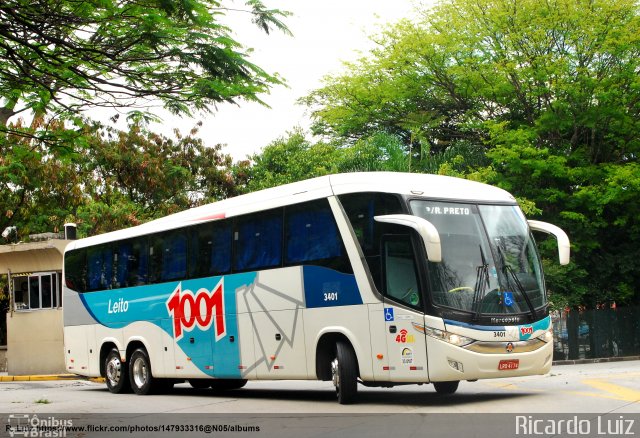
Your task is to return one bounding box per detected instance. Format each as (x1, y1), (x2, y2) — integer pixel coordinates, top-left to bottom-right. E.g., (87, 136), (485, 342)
(537, 328), (554, 343)
(422, 326), (475, 347)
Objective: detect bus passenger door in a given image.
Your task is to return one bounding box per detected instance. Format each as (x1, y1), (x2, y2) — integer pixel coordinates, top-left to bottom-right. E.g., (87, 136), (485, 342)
(381, 235), (429, 383)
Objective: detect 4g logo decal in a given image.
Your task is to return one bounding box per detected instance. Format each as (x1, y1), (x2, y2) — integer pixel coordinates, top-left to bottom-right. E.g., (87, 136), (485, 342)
(395, 329), (415, 344)
(166, 279), (226, 341)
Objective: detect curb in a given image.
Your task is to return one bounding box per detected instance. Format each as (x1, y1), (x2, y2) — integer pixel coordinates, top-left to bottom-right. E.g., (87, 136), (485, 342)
(0, 374), (105, 383)
(0, 374), (78, 382)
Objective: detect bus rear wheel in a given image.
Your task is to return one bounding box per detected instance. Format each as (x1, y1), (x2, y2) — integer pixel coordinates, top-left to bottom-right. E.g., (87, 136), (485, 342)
(331, 341), (358, 404)
(433, 381), (459, 395)
(105, 349), (130, 394)
(129, 348), (158, 395)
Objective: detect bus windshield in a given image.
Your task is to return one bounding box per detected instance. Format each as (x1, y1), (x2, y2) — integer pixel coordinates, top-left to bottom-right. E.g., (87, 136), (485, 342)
(410, 200), (546, 315)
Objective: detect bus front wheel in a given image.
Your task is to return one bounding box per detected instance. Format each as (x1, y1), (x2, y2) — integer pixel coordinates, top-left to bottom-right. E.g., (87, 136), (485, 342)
(433, 381), (459, 395)
(129, 348), (157, 395)
(331, 341), (358, 404)
(105, 349), (130, 394)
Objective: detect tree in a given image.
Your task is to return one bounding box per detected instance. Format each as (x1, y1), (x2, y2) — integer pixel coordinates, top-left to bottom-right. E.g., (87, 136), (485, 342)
(304, 0), (640, 306)
(77, 121), (242, 235)
(0, 119), (85, 238)
(0, 121), (240, 238)
(0, 0), (289, 238)
(0, 0), (290, 139)
(242, 128), (341, 192)
(242, 130), (414, 192)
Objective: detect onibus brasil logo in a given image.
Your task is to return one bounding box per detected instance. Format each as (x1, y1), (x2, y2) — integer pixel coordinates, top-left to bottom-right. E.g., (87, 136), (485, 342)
(166, 278), (226, 341)
(7, 414), (72, 437)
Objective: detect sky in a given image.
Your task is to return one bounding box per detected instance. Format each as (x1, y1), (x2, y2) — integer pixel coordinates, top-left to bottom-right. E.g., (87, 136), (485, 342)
(154, 0), (428, 160)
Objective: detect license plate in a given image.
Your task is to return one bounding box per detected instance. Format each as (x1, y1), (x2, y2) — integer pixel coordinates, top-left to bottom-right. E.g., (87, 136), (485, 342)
(498, 359), (520, 370)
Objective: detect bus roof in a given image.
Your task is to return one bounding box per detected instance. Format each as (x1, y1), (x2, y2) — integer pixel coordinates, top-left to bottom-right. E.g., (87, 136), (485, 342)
(66, 172), (516, 251)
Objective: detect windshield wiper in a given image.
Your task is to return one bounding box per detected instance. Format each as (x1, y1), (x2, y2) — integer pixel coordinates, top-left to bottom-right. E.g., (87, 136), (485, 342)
(496, 245), (536, 321)
(471, 245), (489, 322)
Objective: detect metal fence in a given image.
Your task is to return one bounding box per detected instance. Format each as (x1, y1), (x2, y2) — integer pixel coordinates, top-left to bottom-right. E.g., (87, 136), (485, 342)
(552, 306), (640, 360)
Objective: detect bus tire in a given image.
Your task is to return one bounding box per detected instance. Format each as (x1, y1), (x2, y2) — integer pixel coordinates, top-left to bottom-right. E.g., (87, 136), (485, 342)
(331, 341), (358, 404)
(129, 348), (157, 395)
(433, 381), (459, 395)
(105, 349), (131, 394)
(210, 379), (248, 391)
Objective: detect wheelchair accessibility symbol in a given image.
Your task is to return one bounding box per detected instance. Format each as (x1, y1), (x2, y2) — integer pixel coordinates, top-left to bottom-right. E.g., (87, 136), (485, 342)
(384, 308), (395, 322)
(504, 292), (514, 307)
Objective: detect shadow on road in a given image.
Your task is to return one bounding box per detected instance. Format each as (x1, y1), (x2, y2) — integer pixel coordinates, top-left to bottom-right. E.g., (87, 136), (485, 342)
(86, 383), (538, 407)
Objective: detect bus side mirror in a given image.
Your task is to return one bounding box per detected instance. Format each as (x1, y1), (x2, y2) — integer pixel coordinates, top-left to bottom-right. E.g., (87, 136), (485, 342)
(374, 214), (442, 263)
(527, 220), (570, 266)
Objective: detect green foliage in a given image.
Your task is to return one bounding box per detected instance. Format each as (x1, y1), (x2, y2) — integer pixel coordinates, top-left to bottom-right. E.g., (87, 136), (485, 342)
(76, 121), (241, 235)
(0, 120), (85, 238)
(338, 132), (409, 172)
(243, 130), (414, 192)
(0, 0), (289, 117)
(0, 0), (289, 238)
(0, 121), (239, 238)
(242, 128), (341, 192)
(0, 0), (289, 148)
(303, 0), (640, 307)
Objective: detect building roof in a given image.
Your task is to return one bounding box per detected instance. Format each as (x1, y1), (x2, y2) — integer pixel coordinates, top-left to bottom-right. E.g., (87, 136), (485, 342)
(0, 240), (70, 274)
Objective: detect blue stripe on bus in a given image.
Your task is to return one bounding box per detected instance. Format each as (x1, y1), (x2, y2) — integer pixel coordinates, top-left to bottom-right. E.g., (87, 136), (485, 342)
(444, 315), (551, 336)
(302, 266), (362, 308)
(77, 267), (360, 377)
(78, 272), (258, 378)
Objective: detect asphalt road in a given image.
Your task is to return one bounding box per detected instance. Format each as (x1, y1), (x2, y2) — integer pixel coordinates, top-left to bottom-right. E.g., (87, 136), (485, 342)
(2, 362), (639, 438)
(1, 360), (638, 414)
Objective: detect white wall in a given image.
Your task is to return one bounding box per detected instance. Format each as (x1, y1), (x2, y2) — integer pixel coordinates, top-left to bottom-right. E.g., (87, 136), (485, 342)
(7, 309), (65, 375)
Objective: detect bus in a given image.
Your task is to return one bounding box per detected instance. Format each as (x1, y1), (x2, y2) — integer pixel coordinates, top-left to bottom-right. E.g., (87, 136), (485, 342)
(62, 172), (569, 403)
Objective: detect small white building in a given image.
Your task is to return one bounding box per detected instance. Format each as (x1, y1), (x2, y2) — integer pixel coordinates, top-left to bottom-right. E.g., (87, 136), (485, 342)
(0, 237), (71, 375)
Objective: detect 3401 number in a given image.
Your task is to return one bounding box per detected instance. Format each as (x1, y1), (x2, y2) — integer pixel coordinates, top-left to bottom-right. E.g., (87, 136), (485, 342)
(324, 292), (339, 301)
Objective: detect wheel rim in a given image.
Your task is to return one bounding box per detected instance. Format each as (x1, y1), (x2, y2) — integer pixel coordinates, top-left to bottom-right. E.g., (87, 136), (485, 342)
(132, 356), (148, 388)
(106, 356), (121, 387)
(331, 357), (340, 395)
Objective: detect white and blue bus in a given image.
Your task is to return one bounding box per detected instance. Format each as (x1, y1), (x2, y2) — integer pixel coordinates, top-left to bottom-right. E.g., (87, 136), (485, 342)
(63, 172), (569, 403)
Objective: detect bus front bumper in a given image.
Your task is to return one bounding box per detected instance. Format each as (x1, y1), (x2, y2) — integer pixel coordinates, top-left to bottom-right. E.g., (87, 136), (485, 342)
(426, 336), (553, 382)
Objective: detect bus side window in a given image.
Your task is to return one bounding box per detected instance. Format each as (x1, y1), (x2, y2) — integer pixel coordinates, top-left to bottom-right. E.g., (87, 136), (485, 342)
(64, 248), (87, 292)
(189, 221), (231, 279)
(87, 245), (113, 291)
(111, 238), (147, 288)
(114, 241), (132, 288)
(131, 238), (148, 286)
(234, 209), (283, 272)
(284, 199), (352, 273)
(382, 235), (421, 308)
(339, 193), (404, 291)
(149, 231), (187, 283)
